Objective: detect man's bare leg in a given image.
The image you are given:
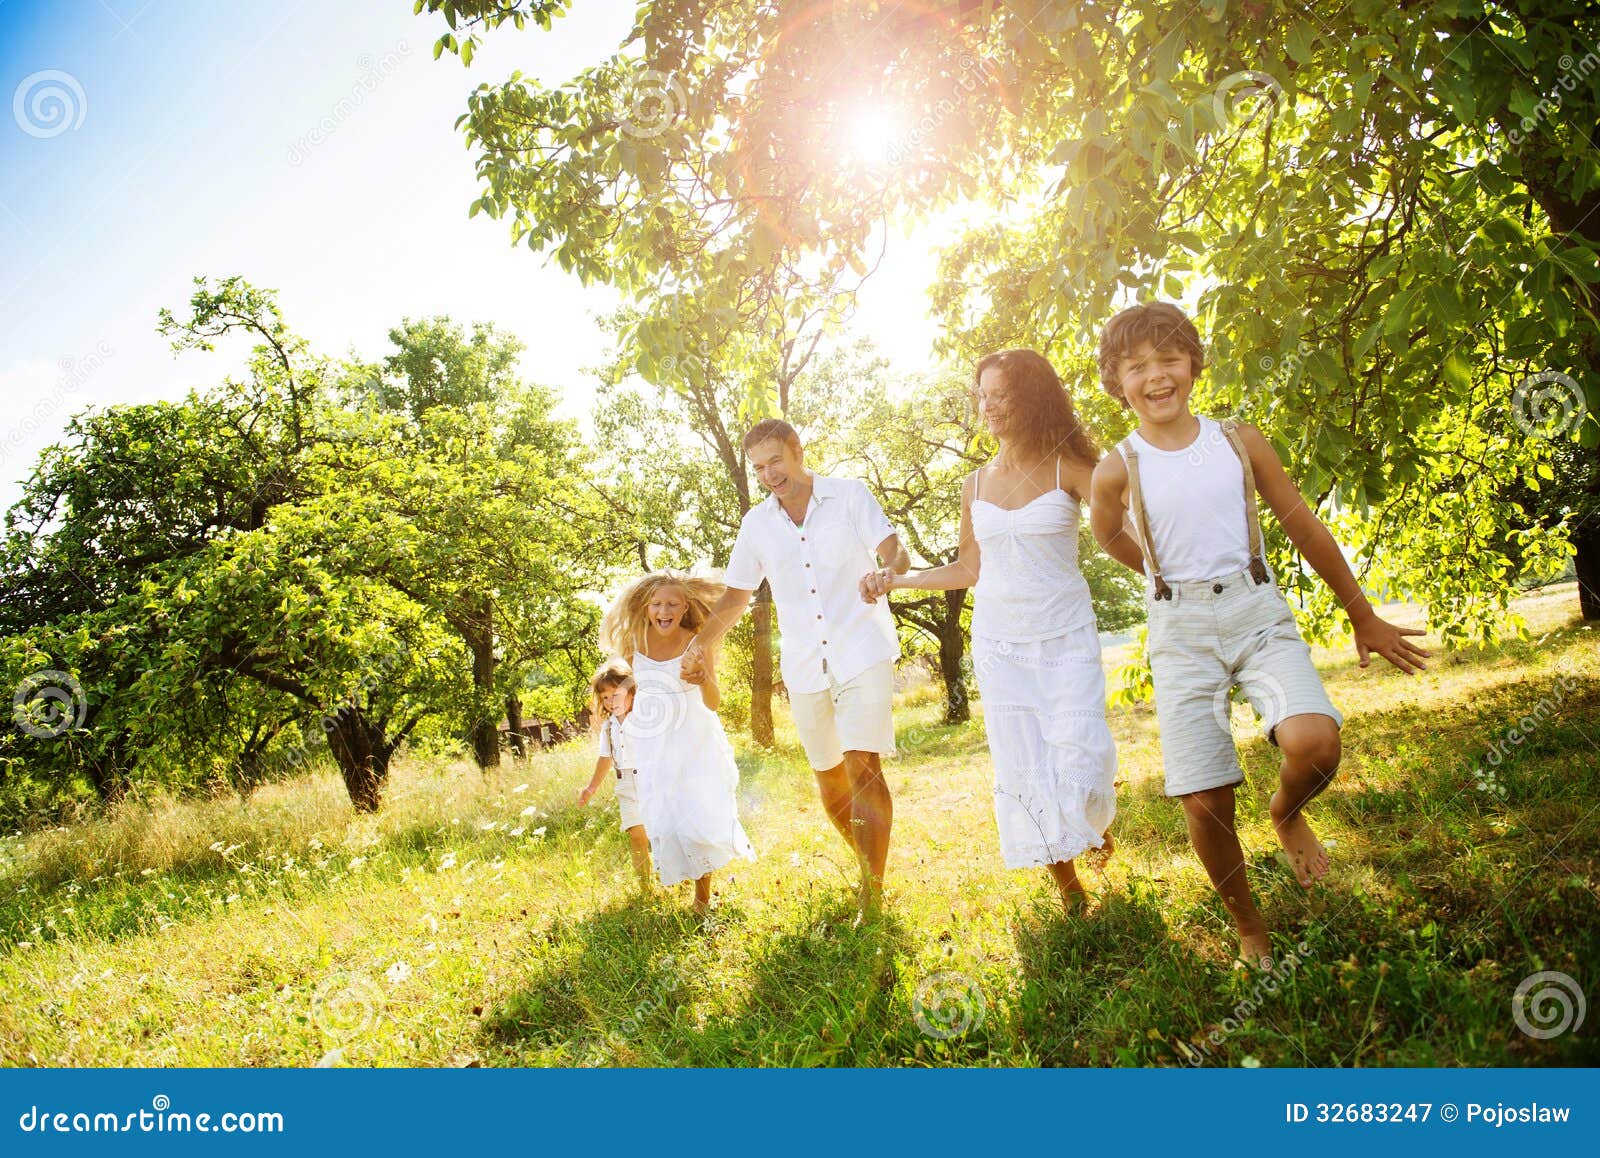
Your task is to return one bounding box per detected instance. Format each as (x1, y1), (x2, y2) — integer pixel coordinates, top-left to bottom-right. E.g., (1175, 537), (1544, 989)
(842, 749), (892, 914)
(812, 762), (859, 849)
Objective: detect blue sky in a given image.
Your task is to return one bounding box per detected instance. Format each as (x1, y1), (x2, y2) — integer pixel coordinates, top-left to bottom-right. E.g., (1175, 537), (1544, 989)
(0, 0), (945, 511)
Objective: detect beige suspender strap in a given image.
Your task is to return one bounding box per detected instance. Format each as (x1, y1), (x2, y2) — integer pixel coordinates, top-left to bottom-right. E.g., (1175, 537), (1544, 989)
(1219, 419), (1271, 585)
(1119, 438), (1172, 600)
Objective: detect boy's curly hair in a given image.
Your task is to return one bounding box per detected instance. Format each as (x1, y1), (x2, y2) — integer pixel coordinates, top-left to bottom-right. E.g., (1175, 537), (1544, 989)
(1096, 302), (1206, 403)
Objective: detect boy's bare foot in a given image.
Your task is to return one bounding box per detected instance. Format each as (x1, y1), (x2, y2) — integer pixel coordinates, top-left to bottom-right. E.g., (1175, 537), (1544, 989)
(1272, 808), (1330, 887)
(1235, 931), (1274, 971)
(1084, 830), (1116, 874)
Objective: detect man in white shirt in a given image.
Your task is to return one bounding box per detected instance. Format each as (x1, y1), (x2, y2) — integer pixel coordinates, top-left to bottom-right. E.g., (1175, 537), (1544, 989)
(682, 419), (910, 913)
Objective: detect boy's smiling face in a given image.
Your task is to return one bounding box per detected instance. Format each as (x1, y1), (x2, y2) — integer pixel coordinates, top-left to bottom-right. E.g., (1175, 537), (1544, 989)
(1117, 338), (1197, 425)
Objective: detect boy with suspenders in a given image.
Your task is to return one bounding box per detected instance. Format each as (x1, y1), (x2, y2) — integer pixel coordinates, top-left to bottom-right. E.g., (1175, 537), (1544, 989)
(1088, 303), (1430, 967)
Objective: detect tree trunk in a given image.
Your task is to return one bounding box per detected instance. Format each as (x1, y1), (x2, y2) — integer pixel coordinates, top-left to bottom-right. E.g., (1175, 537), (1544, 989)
(1576, 502), (1600, 621)
(505, 695), (527, 758)
(86, 732), (131, 805)
(327, 708), (392, 812)
(466, 601), (500, 770)
(750, 581), (775, 747)
(938, 588), (971, 724)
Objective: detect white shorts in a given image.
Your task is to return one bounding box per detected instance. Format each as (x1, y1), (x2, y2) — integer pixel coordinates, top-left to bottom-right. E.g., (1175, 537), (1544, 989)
(614, 768), (644, 831)
(789, 660), (897, 771)
(1146, 570), (1343, 797)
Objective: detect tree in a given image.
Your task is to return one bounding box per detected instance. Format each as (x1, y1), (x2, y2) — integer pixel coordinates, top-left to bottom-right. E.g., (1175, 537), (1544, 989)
(423, 0), (1600, 639)
(349, 317), (614, 768)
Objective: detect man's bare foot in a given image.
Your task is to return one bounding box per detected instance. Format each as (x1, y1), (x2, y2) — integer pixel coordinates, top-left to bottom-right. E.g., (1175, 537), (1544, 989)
(854, 876), (884, 925)
(1235, 930), (1274, 971)
(1272, 808), (1330, 887)
(1084, 830), (1116, 874)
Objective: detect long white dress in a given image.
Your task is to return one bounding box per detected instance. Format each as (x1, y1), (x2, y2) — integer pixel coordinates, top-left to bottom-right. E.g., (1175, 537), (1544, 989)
(623, 646), (756, 887)
(970, 463), (1118, 868)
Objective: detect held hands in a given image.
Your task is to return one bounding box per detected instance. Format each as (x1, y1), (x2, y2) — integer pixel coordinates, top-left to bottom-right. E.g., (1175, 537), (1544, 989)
(859, 567), (896, 604)
(1352, 611), (1432, 675)
(679, 637), (707, 685)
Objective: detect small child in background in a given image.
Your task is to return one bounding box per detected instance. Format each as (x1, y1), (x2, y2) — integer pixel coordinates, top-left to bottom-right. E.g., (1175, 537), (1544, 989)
(578, 659), (652, 893)
(599, 570), (755, 917)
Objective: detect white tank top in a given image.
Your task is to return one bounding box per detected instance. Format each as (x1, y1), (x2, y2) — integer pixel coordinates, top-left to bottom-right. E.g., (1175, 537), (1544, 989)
(1120, 417), (1258, 583)
(970, 459), (1097, 641)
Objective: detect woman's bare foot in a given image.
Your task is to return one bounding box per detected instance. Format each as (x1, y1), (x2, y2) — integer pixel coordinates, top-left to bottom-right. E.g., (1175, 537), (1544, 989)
(1084, 830), (1116, 874)
(1272, 807), (1330, 887)
(1235, 930), (1274, 971)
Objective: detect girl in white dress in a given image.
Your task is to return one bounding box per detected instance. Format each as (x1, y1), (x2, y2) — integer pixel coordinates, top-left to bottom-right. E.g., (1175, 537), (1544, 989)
(599, 570), (755, 914)
(862, 349), (1118, 914)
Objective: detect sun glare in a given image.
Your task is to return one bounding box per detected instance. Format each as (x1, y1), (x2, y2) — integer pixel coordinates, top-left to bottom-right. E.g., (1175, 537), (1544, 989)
(842, 105), (907, 165)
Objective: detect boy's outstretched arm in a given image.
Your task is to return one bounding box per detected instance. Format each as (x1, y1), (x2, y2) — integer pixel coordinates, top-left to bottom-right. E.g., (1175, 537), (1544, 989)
(1090, 454), (1147, 575)
(1240, 424), (1431, 674)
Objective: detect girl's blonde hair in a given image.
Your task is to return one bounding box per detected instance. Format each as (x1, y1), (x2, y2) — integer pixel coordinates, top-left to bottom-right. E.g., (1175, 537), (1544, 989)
(599, 570), (724, 660)
(589, 657), (635, 732)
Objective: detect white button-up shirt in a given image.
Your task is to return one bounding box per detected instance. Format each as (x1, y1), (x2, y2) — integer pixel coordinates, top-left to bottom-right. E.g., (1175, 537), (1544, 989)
(723, 472), (900, 694)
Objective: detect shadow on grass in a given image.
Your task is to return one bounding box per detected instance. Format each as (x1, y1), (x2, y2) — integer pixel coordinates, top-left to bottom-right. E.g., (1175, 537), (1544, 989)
(478, 893), (703, 1062)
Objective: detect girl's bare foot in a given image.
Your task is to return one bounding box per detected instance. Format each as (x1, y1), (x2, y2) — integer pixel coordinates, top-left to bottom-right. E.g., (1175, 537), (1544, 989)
(1271, 807), (1330, 887)
(1047, 861), (1091, 917)
(1084, 830), (1116, 874)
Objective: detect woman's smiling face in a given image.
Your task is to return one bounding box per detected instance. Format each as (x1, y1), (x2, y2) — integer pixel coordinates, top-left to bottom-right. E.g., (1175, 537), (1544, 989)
(975, 365), (1014, 436)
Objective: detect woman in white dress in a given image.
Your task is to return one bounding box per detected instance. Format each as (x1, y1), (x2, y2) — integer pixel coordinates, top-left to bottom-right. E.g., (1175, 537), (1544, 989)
(861, 349), (1118, 913)
(599, 571), (755, 914)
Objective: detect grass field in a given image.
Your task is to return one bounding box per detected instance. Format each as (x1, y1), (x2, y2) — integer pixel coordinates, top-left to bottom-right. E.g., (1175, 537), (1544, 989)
(1, 585), (1596, 1067)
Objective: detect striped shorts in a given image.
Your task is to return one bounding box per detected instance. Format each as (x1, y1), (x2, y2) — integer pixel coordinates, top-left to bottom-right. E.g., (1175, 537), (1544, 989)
(1146, 569), (1342, 796)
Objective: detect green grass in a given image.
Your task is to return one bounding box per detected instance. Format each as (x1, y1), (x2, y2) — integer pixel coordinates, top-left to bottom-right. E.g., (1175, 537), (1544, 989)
(1, 585), (1597, 1067)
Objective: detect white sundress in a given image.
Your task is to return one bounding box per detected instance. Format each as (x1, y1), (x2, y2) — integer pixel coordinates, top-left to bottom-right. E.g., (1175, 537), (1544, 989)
(970, 461), (1118, 869)
(623, 644), (756, 887)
